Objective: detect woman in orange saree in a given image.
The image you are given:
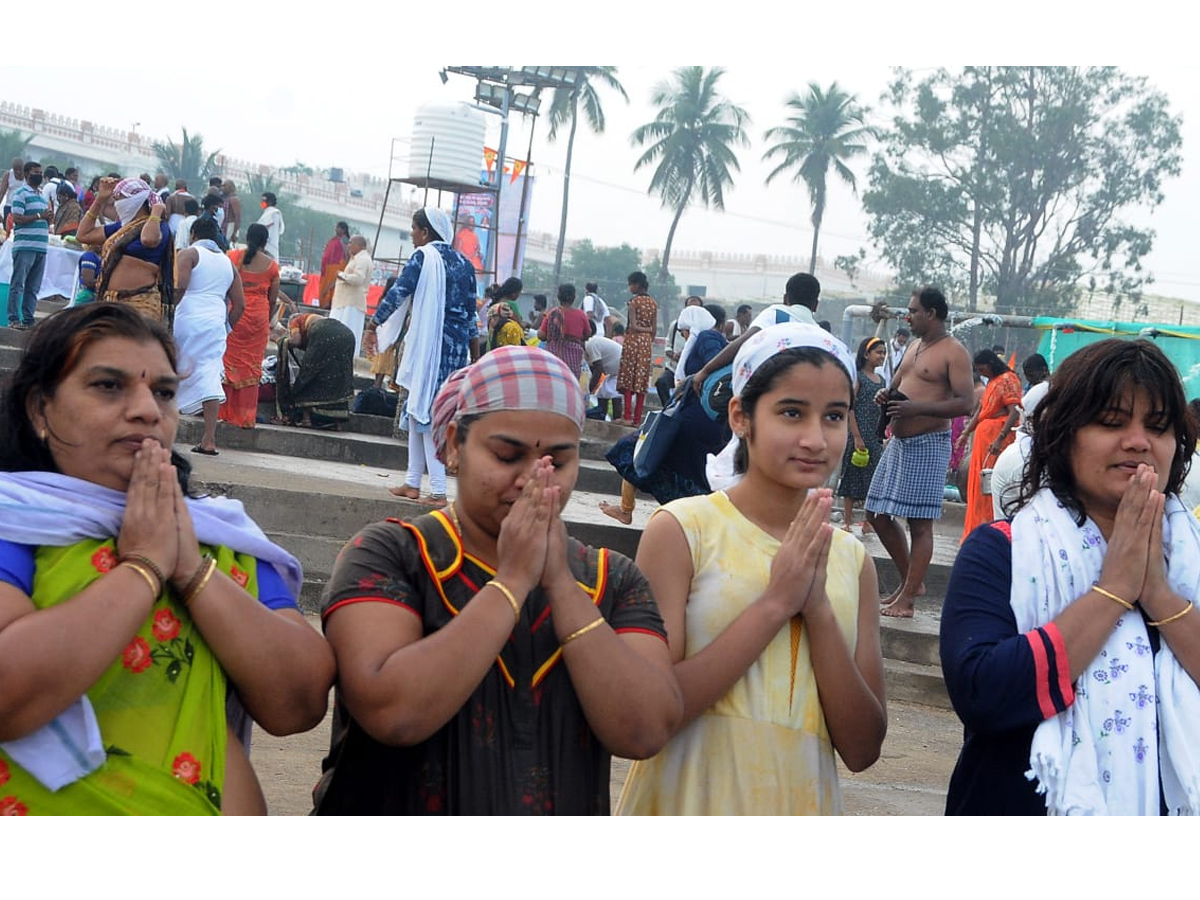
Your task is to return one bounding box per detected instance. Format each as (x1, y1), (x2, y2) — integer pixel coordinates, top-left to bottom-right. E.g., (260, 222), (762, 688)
(220, 224), (279, 428)
(956, 349), (1023, 541)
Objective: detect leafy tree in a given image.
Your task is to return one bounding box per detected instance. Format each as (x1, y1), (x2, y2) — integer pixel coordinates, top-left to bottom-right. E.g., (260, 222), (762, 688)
(863, 67), (1182, 316)
(152, 127), (220, 189)
(243, 172), (291, 204)
(0, 128), (34, 168)
(631, 66), (750, 287)
(567, 238), (642, 293)
(546, 67), (629, 285)
(762, 82), (876, 274)
(834, 249), (868, 289)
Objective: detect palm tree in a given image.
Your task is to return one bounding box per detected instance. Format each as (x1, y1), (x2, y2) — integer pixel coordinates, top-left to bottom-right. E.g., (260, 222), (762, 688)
(762, 82), (876, 274)
(546, 67), (628, 284)
(152, 127), (220, 188)
(631, 67), (750, 286)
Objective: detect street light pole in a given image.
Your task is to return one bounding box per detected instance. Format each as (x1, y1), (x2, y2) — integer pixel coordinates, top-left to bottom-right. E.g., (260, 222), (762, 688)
(490, 86), (510, 284)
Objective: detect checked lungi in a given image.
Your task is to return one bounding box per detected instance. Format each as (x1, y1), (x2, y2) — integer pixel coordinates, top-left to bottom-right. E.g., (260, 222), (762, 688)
(865, 430), (952, 520)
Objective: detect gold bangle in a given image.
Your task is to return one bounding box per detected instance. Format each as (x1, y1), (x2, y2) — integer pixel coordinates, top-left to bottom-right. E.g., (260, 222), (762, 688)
(120, 561), (160, 598)
(120, 553), (167, 589)
(486, 579), (520, 624)
(148, 214), (161, 221)
(1092, 584), (1135, 611)
(1148, 602), (1194, 628)
(181, 558), (217, 608)
(561, 616), (605, 647)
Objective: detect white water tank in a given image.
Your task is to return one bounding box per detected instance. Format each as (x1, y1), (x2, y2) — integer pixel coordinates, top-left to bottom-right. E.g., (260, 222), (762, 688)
(408, 103), (486, 186)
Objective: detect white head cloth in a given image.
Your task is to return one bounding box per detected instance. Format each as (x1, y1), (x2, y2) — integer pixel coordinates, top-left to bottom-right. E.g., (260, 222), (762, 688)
(706, 323), (856, 491)
(1012, 489), (1200, 814)
(113, 177), (154, 226)
(422, 207), (454, 244)
(674, 305), (717, 384)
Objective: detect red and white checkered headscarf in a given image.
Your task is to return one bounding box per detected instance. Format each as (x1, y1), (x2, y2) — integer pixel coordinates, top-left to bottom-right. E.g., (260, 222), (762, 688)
(431, 346), (587, 463)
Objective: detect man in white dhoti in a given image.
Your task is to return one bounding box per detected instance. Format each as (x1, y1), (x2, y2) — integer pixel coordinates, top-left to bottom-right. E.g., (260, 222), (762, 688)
(330, 235), (372, 357)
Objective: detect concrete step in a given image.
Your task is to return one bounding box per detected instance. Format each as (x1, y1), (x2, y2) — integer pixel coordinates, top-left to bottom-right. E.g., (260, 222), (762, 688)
(177, 420), (625, 494)
(884, 658), (951, 710)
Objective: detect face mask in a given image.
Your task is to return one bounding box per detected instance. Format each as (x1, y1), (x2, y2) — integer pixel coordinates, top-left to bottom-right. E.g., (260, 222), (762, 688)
(261, 201), (268, 209)
(26, 174), (43, 187)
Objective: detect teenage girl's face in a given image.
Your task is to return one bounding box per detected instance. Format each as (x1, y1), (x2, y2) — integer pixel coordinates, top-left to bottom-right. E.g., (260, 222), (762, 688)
(730, 360), (851, 491)
(868, 344), (887, 368)
(446, 410), (581, 539)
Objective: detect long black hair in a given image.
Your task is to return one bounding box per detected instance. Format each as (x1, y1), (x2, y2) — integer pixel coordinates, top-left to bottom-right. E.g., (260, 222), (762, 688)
(0, 305), (196, 494)
(244, 223), (268, 267)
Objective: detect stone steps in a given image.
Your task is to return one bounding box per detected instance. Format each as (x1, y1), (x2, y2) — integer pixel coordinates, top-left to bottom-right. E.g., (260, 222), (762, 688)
(176, 420), (625, 494)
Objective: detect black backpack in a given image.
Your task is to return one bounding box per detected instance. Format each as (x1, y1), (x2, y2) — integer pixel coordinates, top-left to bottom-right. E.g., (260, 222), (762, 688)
(352, 387), (398, 418)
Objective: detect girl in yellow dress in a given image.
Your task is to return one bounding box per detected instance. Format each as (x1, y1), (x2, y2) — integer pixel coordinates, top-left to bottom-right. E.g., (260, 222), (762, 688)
(617, 323), (887, 815)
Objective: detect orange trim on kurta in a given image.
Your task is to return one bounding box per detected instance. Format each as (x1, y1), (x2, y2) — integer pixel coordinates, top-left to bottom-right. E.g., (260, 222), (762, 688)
(1025, 629), (1056, 720)
(531, 550), (608, 689)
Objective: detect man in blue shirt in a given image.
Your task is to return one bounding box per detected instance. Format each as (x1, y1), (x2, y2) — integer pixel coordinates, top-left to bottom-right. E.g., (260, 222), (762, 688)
(7, 161), (52, 330)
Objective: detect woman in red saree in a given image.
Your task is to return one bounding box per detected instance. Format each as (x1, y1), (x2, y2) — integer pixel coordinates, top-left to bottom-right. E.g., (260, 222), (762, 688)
(317, 222), (349, 310)
(955, 349), (1022, 541)
(220, 224), (279, 428)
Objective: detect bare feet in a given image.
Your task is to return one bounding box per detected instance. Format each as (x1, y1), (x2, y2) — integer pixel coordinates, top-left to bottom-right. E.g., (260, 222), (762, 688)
(599, 501), (633, 525)
(881, 595), (916, 618)
(916, 581), (927, 597)
(860, 520), (874, 535)
(389, 485), (421, 500)
(417, 494), (448, 509)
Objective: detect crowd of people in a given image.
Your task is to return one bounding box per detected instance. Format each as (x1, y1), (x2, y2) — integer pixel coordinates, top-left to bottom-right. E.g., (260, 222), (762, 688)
(5, 177), (1200, 817)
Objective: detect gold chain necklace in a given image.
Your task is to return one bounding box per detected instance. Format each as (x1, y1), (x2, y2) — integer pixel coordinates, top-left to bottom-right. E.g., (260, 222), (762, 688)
(447, 501), (461, 536)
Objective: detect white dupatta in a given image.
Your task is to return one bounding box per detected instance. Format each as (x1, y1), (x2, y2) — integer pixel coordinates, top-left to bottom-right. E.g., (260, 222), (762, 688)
(395, 243), (447, 427)
(1011, 489), (1200, 814)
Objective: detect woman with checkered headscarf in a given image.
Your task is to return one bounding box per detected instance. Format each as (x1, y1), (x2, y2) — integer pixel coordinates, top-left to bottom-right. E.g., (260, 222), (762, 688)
(313, 346), (682, 815)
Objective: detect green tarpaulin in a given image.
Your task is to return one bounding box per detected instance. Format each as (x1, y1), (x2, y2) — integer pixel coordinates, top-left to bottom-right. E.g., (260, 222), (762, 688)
(1034, 316), (1200, 398)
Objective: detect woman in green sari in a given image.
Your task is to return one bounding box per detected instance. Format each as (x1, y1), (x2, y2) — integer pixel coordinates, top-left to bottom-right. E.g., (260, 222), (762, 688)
(0, 304), (335, 815)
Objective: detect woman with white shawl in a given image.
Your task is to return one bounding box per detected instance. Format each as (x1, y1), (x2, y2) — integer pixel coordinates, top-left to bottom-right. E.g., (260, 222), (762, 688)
(365, 208), (480, 508)
(941, 338), (1200, 815)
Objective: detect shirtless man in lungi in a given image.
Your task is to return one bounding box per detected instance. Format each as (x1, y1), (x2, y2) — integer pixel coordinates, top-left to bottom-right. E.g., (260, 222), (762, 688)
(866, 286), (974, 618)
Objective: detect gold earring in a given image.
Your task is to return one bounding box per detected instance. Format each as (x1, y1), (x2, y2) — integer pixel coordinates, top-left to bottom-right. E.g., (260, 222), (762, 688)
(39, 429), (47, 442)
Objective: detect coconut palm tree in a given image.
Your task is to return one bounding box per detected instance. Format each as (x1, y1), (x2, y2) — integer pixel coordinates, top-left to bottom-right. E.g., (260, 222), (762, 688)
(152, 127), (220, 189)
(762, 82), (876, 274)
(546, 67), (628, 284)
(631, 66), (749, 286)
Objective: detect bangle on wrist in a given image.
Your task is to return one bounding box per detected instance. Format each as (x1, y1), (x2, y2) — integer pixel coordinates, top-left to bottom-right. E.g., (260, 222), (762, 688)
(561, 616), (605, 647)
(120, 552), (167, 590)
(486, 579), (520, 623)
(119, 561), (162, 598)
(1148, 601), (1193, 628)
(178, 556), (217, 607)
(1091, 583), (1134, 611)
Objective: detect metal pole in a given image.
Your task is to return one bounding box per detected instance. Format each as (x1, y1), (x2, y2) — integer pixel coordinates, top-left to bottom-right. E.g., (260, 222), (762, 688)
(512, 110), (537, 276)
(490, 87), (510, 283)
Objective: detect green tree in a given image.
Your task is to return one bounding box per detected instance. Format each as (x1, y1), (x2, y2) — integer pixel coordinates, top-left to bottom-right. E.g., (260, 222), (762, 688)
(152, 127), (220, 189)
(567, 238), (642, 295)
(863, 67), (1182, 316)
(762, 82), (876, 275)
(0, 128), (34, 168)
(546, 67), (629, 285)
(631, 66), (750, 288)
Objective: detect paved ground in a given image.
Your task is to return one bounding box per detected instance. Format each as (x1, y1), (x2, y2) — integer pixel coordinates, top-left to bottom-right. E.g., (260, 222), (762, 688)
(252, 617), (963, 816)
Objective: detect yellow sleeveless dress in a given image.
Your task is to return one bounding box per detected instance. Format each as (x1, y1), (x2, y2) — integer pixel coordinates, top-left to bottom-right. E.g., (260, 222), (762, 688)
(616, 490), (864, 815)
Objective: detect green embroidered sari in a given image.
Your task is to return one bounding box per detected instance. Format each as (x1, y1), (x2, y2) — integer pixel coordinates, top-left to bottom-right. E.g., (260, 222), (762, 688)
(0, 539), (263, 815)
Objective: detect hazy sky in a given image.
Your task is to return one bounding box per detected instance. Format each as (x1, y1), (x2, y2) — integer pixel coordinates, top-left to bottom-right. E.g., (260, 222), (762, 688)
(5, 57), (1197, 301)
